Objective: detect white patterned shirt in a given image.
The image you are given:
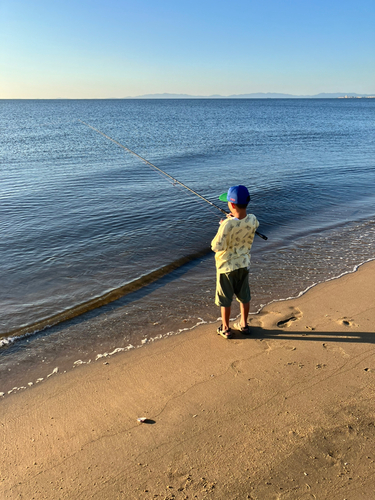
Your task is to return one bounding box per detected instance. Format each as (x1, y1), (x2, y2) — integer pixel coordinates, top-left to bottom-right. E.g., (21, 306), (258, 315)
(211, 214), (259, 273)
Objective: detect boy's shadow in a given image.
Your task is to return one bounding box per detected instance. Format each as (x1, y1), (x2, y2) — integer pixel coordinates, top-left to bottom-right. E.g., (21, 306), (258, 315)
(233, 326), (375, 345)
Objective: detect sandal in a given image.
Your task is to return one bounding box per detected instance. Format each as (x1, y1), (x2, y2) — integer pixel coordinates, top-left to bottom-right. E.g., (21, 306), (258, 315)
(217, 325), (232, 339)
(233, 322), (251, 335)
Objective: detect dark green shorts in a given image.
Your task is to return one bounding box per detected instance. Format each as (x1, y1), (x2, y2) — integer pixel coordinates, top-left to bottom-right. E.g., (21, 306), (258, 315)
(215, 267), (251, 308)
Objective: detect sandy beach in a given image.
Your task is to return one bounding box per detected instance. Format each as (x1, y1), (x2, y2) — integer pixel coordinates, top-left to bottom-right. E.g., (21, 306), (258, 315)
(1, 260), (375, 500)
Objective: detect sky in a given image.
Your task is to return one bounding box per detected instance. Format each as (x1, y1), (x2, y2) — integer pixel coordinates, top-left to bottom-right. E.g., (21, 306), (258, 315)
(0, 0), (374, 98)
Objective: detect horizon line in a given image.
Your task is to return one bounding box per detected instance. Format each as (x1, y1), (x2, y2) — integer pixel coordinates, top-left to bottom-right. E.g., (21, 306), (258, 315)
(2, 92), (375, 100)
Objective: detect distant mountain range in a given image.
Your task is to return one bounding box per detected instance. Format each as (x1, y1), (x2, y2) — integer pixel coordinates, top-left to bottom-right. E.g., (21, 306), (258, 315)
(125, 92), (374, 99)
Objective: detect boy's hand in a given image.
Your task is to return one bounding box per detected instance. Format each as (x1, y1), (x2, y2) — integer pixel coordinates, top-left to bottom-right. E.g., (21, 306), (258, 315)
(219, 213), (234, 224)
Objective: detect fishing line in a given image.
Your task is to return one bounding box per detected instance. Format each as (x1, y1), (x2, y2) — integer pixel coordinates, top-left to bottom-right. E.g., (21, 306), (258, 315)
(79, 120), (267, 240)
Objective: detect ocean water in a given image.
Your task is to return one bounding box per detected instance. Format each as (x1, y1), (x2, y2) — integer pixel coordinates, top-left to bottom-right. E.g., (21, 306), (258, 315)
(1, 98), (374, 394)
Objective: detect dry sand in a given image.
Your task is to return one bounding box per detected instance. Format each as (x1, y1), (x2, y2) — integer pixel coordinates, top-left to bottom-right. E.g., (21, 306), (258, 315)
(1, 261), (375, 500)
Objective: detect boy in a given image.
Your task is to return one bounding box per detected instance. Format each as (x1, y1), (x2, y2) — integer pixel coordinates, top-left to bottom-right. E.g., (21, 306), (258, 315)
(211, 185), (259, 339)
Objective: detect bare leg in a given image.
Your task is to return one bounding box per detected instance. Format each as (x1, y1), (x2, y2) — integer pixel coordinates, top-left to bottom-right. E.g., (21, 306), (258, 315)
(240, 301), (250, 328)
(221, 306), (231, 330)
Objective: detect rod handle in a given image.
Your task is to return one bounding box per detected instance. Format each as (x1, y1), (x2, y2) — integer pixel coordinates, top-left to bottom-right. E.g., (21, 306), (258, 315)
(255, 231), (268, 240)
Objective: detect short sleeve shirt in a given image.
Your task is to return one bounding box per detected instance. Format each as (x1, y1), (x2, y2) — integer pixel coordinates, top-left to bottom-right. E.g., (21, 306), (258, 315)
(211, 214), (259, 273)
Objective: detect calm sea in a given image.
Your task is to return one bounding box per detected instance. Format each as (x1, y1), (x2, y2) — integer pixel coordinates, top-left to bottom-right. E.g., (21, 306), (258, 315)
(1, 99), (374, 393)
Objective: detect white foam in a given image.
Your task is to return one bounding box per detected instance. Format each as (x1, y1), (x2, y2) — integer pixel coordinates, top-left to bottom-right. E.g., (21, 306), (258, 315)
(47, 367), (59, 378)
(95, 344), (134, 361)
(1, 366), (61, 398)
(73, 359), (91, 366)
(0, 324), (50, 348)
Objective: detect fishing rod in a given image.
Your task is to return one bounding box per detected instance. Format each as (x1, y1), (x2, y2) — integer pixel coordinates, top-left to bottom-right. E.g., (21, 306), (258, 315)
(79, 120), (268, 240)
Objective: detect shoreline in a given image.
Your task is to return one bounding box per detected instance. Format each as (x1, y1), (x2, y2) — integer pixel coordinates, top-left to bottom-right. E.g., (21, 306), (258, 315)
(1, 256), (374, 399)
(1, 260), (375, 499)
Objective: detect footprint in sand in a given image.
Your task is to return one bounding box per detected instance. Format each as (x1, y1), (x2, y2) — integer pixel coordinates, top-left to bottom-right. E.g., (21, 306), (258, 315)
(337, 317), (358, 328)
(277, 307), (303, 328)
(322, 343), (350, 358)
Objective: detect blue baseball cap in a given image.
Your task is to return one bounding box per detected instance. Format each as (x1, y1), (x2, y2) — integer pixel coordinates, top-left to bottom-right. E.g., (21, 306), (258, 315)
(219, 185), (250, 205)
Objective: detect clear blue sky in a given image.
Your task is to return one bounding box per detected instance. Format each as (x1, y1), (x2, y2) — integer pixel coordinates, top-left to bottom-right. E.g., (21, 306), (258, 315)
(1, 0), (374, 98)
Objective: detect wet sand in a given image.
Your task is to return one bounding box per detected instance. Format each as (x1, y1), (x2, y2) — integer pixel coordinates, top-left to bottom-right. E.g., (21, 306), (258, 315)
(1, 260), (375, 499)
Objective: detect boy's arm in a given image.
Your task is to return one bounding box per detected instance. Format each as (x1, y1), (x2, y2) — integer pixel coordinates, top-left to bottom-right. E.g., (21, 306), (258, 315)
(211, 220), (229, 252)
